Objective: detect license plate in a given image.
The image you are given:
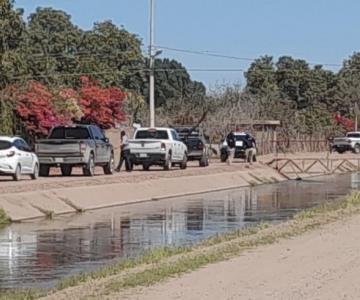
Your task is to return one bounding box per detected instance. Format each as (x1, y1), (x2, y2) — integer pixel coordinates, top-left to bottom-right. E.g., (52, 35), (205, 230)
(139, 153), (148, 158)
(235, 141), (243, 147)
(54, 158), (64, 163)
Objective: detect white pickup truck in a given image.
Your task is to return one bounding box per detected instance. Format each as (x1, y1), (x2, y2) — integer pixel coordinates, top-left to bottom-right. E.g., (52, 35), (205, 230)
(332, 132), (360, 154)
(129, 127), (188, 170)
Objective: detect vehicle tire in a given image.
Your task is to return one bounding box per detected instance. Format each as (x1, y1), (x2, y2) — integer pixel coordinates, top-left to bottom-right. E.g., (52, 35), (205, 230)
(83, 154), (95, 176)
(337, 149), (345, 154)
(13, 164), (21, 181)
(39, 165), (50, 177)
(163, 154), (172, 171)
(253, 154), (257, 162)
(142, 163), (150, 171)
(354, 144), (360, 154)
(61, 165), (72, 176)
(180, 154), (187, 170)
(30, 163), (39, 180)
(103, 154), (115, 175)
(199, 154), (208, 167)
(220, 152), (228, 163)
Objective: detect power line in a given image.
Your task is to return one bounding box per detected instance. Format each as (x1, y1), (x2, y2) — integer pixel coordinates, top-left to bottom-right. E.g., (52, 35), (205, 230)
(156, 45), (342, 68)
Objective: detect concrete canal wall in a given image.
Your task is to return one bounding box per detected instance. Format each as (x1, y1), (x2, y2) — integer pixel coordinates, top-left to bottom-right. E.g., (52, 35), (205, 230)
(0, 164), (287, 222)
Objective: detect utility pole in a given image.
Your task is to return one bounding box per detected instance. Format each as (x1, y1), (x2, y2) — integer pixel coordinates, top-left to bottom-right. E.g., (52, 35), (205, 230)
(149, 0), (155, 128)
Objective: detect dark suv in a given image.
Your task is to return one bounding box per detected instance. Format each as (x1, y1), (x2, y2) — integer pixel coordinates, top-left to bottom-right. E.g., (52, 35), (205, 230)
(175, 127), (210, 167)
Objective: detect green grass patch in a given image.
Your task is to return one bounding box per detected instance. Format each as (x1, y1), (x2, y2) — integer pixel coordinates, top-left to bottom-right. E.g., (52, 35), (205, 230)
(0, 289), (42, 300)
(0, 208), (10, 227)
(56, 246), (190, 290)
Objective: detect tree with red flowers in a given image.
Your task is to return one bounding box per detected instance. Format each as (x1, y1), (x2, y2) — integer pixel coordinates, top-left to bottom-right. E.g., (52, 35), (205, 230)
(15, 81), (62, 136)
(79, 76), (126, 128)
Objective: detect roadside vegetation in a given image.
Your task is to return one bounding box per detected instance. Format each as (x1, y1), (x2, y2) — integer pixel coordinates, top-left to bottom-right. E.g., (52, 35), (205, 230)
(2, 192), (360, 300)
(0, 208), (10, 227)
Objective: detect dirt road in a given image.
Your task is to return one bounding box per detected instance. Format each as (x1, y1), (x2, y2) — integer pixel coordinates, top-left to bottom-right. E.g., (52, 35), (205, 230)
(120, 213), (360, 300)
(0, 151), (351, 195)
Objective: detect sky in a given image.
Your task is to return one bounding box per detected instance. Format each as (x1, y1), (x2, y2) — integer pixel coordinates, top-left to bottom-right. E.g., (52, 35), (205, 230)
(14, 0), (360, 88)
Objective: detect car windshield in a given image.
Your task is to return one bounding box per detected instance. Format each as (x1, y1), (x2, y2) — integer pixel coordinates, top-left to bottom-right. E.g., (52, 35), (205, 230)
(347, 133), (360, 138)
(0, 140), (12, 150)
(184, 138), (201, 146)
(49, 127), (91, 139)
(135, 130), (169, 139)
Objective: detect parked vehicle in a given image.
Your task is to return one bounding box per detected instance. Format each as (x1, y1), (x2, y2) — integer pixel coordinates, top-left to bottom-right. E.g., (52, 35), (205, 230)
(35, 125), (114, 177)
(129, 127), (188, 170)
(175, 127), (210, 167)
(332, 132), (360, 153)
(0, 136), (39, 181)
(220, 132), (257, 162)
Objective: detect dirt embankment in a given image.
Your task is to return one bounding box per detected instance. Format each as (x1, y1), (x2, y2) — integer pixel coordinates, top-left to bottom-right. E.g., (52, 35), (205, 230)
(0, 160), (286, 221)
(117, 213), (360, 300)
(0, 152), (357, 221)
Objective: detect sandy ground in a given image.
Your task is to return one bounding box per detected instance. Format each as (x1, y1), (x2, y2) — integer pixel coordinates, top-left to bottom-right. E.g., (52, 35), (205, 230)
(118, 213), (360, 300)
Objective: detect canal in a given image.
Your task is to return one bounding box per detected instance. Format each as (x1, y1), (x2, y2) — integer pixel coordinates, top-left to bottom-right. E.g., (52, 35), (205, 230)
(0, 173), (359, 290)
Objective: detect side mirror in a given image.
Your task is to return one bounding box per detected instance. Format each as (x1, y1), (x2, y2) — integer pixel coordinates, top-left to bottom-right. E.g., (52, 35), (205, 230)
(103, 137), (109, 143)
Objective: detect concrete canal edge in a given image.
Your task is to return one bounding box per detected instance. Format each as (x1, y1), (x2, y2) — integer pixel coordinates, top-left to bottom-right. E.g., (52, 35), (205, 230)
(0, 164), (332, 222)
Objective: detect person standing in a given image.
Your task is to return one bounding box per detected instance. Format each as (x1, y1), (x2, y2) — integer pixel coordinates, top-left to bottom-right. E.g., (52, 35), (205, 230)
(115, 130), (132, 172)
(226, 129), (236, 165)
(244, 134), (257, 164)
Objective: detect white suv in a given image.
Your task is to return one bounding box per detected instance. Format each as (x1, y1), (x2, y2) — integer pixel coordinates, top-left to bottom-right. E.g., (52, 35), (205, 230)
(0, 136), (39, 181)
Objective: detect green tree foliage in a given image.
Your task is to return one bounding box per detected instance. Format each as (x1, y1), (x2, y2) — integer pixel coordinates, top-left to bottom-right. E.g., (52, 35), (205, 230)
(144, 58), (206, 107)
(24, 7), (82, 86)
(0, 0), (26, 88)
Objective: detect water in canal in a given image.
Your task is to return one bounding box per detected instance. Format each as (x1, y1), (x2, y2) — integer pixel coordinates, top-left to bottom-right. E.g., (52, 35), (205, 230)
(1, 173), (360, 290)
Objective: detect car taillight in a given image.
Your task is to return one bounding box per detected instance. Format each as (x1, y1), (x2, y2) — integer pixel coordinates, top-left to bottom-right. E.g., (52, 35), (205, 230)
(197, 142), (204, 150)
(7, 151), (15, 157)
(161, 143), (166, 151)
(79, 143), (87, 154)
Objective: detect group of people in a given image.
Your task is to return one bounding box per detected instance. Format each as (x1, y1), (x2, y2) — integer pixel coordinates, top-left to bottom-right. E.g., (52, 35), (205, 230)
(225, 129), (257, 165)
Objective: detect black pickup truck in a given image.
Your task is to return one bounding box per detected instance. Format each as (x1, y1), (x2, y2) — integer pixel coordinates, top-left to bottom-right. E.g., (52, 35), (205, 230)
(35, 125), (114, 176)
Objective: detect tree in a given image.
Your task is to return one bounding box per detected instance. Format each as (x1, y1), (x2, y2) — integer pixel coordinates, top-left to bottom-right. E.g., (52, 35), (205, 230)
(78, 76), (126, 128)
(77, 21), (145, 91)
(25, 7), (82, 86)
(143, 58), (206, 107)
(15, 81), (61, 136)
(0, 0), (27, 89)
(245, 56), (278, 95)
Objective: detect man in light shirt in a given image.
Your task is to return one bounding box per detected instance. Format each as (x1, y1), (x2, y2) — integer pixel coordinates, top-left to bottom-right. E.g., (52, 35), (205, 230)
(115, 130), (132, 172)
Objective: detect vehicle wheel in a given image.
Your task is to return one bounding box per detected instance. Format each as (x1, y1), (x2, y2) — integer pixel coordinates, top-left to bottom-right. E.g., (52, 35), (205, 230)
(180, 154), (187, 170)
(354, 144), (360, 154)
(39, 165), (50, 177)
(220, 152), (228, 163)
(13, 164), (21, 181)
(61, 165), (73, 176)
(163, 155), (172, 171)
(30, 164), (39, 180)
(103, 154), (115, 175)
(143, 163), (150, 171)
(83, 154), (95, 176)
(337, 149), (345, 154)
(253, 154), (257, 162)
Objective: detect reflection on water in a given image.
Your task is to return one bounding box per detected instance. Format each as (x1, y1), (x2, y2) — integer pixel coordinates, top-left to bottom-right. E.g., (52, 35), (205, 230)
(0, 173), (359, 289)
